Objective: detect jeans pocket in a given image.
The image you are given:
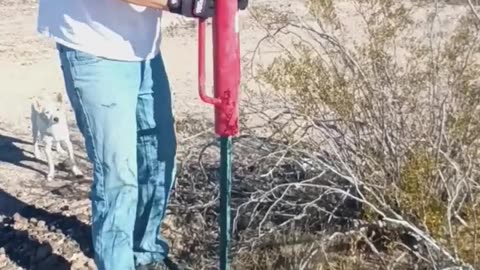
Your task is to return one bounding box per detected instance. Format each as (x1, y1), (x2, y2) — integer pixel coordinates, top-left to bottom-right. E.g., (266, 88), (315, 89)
(73, 49), (103, 66)
(57, 43), (103, 66)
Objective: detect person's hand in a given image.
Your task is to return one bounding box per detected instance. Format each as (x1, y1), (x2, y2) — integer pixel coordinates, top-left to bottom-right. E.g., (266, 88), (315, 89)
(168, 0), (249, 19)
(167, 0), (213, 19)
(238, 0), (248, 10)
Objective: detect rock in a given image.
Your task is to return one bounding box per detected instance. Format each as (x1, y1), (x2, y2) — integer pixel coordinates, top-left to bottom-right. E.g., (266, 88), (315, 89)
(37, 220), (46, 228)
(0, 258), (7, 269)
(71, 260), (85, 270)
(29, 217), (38, 225)
(77, 214), (89, 222)
(12, 213), (22, 222)
(87, 258), (97, 270)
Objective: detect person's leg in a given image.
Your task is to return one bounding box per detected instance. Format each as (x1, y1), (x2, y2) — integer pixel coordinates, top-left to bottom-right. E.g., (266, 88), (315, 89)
(57, 43), (142, 270)
(133, 53), (177, 266)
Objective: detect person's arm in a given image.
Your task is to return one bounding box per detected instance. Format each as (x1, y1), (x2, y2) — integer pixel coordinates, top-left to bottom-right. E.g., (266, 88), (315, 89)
(121, 0), (211, 18)
(120, 0), (248, 18)
(119, 0), (174, 10)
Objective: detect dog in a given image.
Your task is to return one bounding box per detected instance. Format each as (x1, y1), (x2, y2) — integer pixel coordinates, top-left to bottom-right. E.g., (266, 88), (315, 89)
(31, 92), (83, 181)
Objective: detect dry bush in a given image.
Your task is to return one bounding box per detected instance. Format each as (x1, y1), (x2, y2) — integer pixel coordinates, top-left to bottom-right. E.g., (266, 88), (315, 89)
(224, 0), (480, 269)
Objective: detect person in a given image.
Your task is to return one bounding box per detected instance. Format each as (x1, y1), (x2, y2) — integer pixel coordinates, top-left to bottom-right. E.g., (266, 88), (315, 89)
(36, 0), (248, 269)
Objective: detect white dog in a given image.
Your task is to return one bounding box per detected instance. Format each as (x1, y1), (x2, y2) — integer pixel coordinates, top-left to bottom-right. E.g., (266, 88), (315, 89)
(31, 92), (83, 181)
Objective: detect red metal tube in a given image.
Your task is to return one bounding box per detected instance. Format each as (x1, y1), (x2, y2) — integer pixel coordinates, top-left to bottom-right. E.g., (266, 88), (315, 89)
(212, 0), (240, 137)
(198, 1), (241, 137)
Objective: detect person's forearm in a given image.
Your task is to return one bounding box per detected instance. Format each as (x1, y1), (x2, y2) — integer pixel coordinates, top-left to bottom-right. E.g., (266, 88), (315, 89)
(120, 0), (169, 10)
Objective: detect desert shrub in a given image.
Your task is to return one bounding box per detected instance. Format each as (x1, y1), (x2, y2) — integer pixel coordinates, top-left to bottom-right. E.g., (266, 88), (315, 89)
(231, 0), (480, 269)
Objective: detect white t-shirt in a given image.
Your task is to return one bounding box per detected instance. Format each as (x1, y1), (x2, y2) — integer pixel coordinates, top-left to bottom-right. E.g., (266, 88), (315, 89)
(37, 0), (163, 61)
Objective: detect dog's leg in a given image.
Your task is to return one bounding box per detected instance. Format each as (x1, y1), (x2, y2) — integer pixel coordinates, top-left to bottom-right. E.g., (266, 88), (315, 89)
(65, 139), (83, 178)
(44, 138), (55, 181)
(33, 134), (41, 159)
(31, 110), (41, 159)
(56, 141), (67, 155)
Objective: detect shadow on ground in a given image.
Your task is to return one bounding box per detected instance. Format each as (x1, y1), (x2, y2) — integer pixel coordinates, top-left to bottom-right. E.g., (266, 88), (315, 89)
(0, 132), (47, 177)
(0, 216), (72, 269)
(0, 188), (93, 269)
(0, 130), (90, 181)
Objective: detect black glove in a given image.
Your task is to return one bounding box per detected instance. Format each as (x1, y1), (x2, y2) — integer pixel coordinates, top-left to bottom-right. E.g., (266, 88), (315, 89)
(168, 0), (249, 19)
(238, 0), (248, 10)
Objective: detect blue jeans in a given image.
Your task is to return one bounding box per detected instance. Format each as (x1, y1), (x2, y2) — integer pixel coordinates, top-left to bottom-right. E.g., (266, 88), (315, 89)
(57, 43), (177, 270)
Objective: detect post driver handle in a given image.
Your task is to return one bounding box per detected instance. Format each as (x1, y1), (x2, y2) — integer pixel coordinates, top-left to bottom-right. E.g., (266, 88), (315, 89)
(198, 18), (221, 106)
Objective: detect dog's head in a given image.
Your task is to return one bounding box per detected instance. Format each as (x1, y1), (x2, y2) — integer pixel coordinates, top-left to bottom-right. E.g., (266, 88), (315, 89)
(32, 92), (66, 125)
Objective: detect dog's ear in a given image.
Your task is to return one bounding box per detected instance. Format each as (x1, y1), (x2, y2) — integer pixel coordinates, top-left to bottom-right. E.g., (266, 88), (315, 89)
(32, 97), (43, 112)
(56, 92), (64, 103)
